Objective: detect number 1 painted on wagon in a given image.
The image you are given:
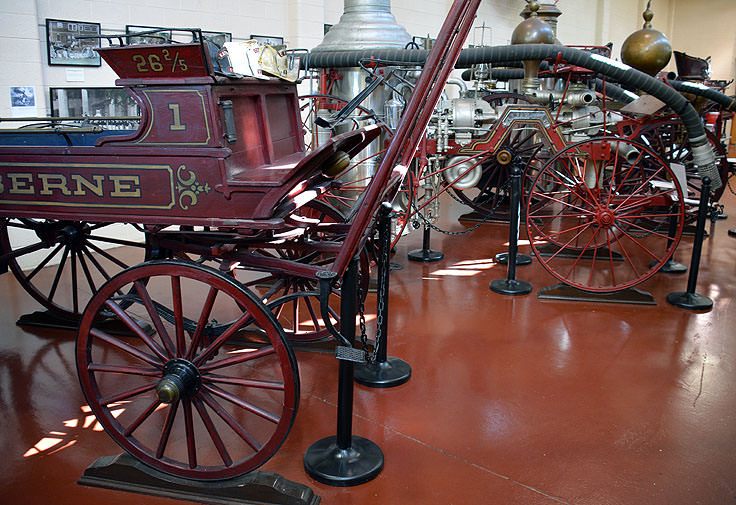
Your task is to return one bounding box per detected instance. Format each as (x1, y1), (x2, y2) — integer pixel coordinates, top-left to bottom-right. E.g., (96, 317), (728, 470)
(168, 103), (186, 131)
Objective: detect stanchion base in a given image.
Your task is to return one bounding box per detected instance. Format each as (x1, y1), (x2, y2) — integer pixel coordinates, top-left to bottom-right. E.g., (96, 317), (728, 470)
(495, 252), (532, 265)
(407, 249), (444, 262)
(538, 283), (655, 305)
(354, 357), (412, 388)
(650, 259), (687, 274)
(490, 278), (532, 296)
(666, 291), (713, 311)
(304, 436), (384, 487)
(389, 262), (403, 271)
(78, 453), (319, 505)
(728, 229), (736, 238)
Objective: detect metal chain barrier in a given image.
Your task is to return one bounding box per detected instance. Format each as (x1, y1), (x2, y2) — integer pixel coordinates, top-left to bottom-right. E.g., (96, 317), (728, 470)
(410, 176), (513, 236)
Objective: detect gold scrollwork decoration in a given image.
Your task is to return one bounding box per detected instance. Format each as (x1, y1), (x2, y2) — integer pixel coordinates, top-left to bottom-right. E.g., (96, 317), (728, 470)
(176, 164), (210, 210)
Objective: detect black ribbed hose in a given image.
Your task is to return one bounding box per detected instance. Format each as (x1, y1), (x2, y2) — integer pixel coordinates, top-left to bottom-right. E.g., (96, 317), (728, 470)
(307, 44), (720, 189)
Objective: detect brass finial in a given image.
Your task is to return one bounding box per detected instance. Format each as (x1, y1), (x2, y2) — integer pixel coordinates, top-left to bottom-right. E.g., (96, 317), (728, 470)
(528, 0), (540, 17)
(643, 1), (654, 29)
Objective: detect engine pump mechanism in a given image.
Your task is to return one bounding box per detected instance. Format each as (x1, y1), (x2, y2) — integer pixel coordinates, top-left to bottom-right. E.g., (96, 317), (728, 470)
(620, 1), (672, 76)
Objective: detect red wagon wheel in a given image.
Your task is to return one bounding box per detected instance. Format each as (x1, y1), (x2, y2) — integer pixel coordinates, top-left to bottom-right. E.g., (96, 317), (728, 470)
(239, 200), (370, 342)
(76, 259), (299, 480)
(526, 137), (685, 292)
(0, 219), (150, 318)
(446, 92), (543, 219)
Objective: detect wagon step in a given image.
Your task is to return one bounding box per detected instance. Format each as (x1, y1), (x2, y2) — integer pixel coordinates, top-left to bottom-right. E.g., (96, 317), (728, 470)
(335, 345), (367, 364)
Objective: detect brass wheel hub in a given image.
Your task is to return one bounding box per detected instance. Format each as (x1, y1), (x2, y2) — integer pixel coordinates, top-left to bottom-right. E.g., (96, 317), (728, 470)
(156, 358), (201, 404)
(496, 149), (513, 166)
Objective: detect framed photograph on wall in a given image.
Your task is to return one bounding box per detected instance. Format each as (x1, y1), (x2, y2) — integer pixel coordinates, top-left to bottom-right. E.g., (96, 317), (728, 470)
(125, 25), (172, 45)
(46, 19), (101, 66)
(250, 34), (284, 47)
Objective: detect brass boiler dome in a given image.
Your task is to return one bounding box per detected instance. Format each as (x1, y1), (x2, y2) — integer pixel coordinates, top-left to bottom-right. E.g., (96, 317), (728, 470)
(511, 0), (556, 93)
(621, 1), (672, 76)
(511, 0), (556, 45)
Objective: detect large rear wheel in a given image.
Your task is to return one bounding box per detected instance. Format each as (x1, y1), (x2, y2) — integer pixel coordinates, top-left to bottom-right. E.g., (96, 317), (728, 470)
(527, 137), (685, 292)
(76, 259), (299, 480)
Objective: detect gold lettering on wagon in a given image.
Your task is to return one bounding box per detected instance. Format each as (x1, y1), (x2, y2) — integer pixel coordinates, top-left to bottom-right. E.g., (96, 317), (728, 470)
(8, 173), (34, 194)
(71, 174), (105, 196)
(109, 175), (142, 197)
(38, 174), (72, 196)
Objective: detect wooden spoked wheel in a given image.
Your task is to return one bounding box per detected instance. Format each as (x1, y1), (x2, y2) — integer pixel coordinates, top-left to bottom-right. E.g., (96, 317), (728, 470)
(526, 137), (685, 292)
(0, 219), (149, 318)
(76, 260), (299, 480)
(240, 200), (370, 342)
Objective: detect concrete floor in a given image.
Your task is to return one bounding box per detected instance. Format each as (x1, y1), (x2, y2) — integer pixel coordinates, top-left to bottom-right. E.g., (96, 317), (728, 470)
(2, 188), (736, 504)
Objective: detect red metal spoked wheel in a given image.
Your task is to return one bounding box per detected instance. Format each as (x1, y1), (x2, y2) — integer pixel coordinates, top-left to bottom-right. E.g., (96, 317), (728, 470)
(526, 137), (685, 292)
(0, 219), (150, 318)
(76, 259), (299, 480)
(445, 92), (543, 219)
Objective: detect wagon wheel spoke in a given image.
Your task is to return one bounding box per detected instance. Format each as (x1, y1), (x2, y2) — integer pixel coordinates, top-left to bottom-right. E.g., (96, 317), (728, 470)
(155, 401), (180, 459)
(199, 390), (262, 452)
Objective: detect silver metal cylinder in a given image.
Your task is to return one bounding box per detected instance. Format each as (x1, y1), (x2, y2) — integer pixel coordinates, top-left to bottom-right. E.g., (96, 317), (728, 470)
(312, 0), (413, 210)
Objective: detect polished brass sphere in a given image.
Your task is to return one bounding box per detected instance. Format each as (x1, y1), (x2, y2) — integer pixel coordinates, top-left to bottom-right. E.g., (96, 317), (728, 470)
(511, 0), (556, 45)
(620, 2), (672, 76)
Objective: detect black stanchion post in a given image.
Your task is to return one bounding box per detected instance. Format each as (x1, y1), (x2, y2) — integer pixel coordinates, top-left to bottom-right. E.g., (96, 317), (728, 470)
(407, 223), (444, 262)
(651, 212), (687, 273)
(303, 257), (384, 486)
(355, 203), (412, 388)
(666, 177), (713, 310)
(490, 160), (532, 295)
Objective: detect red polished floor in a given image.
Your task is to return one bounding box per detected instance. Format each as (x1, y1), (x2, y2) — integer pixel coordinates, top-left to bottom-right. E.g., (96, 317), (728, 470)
(2, 189), (736, 505)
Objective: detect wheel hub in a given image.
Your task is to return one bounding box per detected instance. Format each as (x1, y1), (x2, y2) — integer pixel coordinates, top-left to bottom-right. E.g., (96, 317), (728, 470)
(496, 148), (514, 166)
(156, 358), (201, 403)
(595, 208), (616, 228)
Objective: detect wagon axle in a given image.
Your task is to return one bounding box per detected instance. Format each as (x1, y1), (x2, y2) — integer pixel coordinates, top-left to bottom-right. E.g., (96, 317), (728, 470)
(155, 358), (201, 404)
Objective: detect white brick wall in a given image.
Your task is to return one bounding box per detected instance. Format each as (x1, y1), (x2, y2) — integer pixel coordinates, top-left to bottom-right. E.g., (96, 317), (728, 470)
(3, 0), (727, 121)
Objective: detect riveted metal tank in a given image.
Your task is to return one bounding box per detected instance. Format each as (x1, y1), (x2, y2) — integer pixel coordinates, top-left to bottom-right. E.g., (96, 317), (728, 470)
(311, 0), (412, 211)
(621, 1), (672, 77)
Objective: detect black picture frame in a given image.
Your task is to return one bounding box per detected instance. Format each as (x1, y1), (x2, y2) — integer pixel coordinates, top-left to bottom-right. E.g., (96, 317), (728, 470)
(125, 25), (173, 45)
(250, 34), (284, 46)
(46, 19), (101, 67)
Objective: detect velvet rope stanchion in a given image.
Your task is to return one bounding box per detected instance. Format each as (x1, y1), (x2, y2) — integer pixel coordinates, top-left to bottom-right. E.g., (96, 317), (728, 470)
(355, 203), (411, 388)
(407, 224), (444, 262)
(303, 257), (384, 486)
(666, 177), (713, 310)
(490, 159), (532, 295)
